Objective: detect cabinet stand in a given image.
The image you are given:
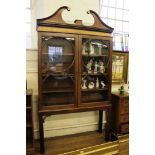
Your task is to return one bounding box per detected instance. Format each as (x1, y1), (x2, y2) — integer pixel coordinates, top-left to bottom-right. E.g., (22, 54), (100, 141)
(39, 106), (111, 154)
(38, 114), (45, 154)
(98, 110), (103, 133)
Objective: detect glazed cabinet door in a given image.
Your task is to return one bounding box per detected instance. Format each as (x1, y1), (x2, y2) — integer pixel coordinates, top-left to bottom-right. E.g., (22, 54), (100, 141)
(38, 32), (78, 108)
(78, 35), (112, 106)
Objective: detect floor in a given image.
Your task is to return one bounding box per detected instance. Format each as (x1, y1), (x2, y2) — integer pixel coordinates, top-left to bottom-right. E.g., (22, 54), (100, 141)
(34, 131), (129, 155)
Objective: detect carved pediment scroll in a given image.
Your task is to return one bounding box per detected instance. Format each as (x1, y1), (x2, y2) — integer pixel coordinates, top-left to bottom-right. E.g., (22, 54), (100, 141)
(37, 6), (113, 33)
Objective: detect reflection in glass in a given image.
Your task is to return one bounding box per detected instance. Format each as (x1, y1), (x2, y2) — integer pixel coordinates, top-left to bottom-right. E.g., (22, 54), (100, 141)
(48, 46), (63, 64)
(42, 37), (74, 74)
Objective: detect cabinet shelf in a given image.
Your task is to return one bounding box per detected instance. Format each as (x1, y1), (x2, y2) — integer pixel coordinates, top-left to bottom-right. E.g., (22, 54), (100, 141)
(42, 53), (74, 56)
(26, 106), (32, 109)
(81, 88), (108, 92)
(42, 89), (74, 94)
(82, 54), (108, 57)
(26, 123), (32, 128)
(81, 73), (108, 76)
(42, 73), (74, 77)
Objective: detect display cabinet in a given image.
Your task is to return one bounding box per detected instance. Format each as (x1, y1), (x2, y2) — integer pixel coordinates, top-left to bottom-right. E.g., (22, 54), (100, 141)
(37, 6), (113, 153)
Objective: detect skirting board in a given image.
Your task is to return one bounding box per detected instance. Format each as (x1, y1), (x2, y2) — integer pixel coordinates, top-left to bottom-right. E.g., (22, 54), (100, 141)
(34, 121), (106, 139)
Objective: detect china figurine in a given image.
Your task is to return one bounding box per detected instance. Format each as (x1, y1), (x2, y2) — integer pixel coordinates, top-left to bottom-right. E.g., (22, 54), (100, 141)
(101, 81), (106, 88)
(99, 61), (105, 74)
(96, 78), (99, 88)
(81, 79), (87, 89)
(86, 59), (93, 73)
(94, 61), (98, 74)
(98, 44), (102, 55)
(82, 45), (87, 55)
(88, 81), (95, 89)
(89, 43), (95, 55)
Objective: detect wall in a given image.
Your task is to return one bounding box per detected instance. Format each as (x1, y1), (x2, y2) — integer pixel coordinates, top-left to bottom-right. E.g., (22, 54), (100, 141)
(27, 0), (128, 139)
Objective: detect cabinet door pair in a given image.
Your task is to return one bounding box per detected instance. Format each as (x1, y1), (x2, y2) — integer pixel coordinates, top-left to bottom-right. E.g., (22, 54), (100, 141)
(38, 32), (112, 109)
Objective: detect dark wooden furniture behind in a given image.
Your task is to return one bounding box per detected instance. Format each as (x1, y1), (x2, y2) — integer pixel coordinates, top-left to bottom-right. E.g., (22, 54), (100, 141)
(26, 89), (35, 155)
(37, 6), (114, 153)
(111, 93), (129, 136)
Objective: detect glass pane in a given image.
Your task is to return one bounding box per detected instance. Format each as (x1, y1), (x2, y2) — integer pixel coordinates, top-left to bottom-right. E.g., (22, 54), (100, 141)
(81, 38), (110, 103)
(103, 0), (109, 6)
(26, 23), (31, 33)
(100, 6), (108, 18)
(122, 34), (129, 51)
(41, 36), (75, 106)
(123, 10), (129, 21)
(116, 9), (123, 20)
(109, 0), (116, 7)
(124, 0), (129, 10)
(26, 9), (31, 22)
(108, 8), (115, 19)
(116, 20), (123, 32)
(123, 22), (129, 32)
(116, 0), (123, 8)
(26, 34), (31, 49)
(102, 17), (108, 24)
(113, 34), (123, 51)
(26, 0), (31, 8)
(108, 19), (115, 28)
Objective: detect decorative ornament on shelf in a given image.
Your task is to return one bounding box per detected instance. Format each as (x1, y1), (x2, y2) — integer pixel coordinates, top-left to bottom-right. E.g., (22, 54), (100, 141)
(94, 61), (98, 74)
(96, 78), (99, 88)
(86, 59), (93, 73)
(98, 44), (102, 55)
(81, 79), (87, 90)
(118, 80), (125, 95)
(82, 44), (87, 55)
(98, 61), (105, 74)
(88, 81), (95, 89)
(101, 81), (106, 88)
(89, 43), (95, 55)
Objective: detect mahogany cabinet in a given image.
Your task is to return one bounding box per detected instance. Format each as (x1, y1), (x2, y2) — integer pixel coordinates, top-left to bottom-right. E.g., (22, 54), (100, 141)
(26, 89), (35, 155)
(37, 6), (113, 153)
(111, 92), (129, 136)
